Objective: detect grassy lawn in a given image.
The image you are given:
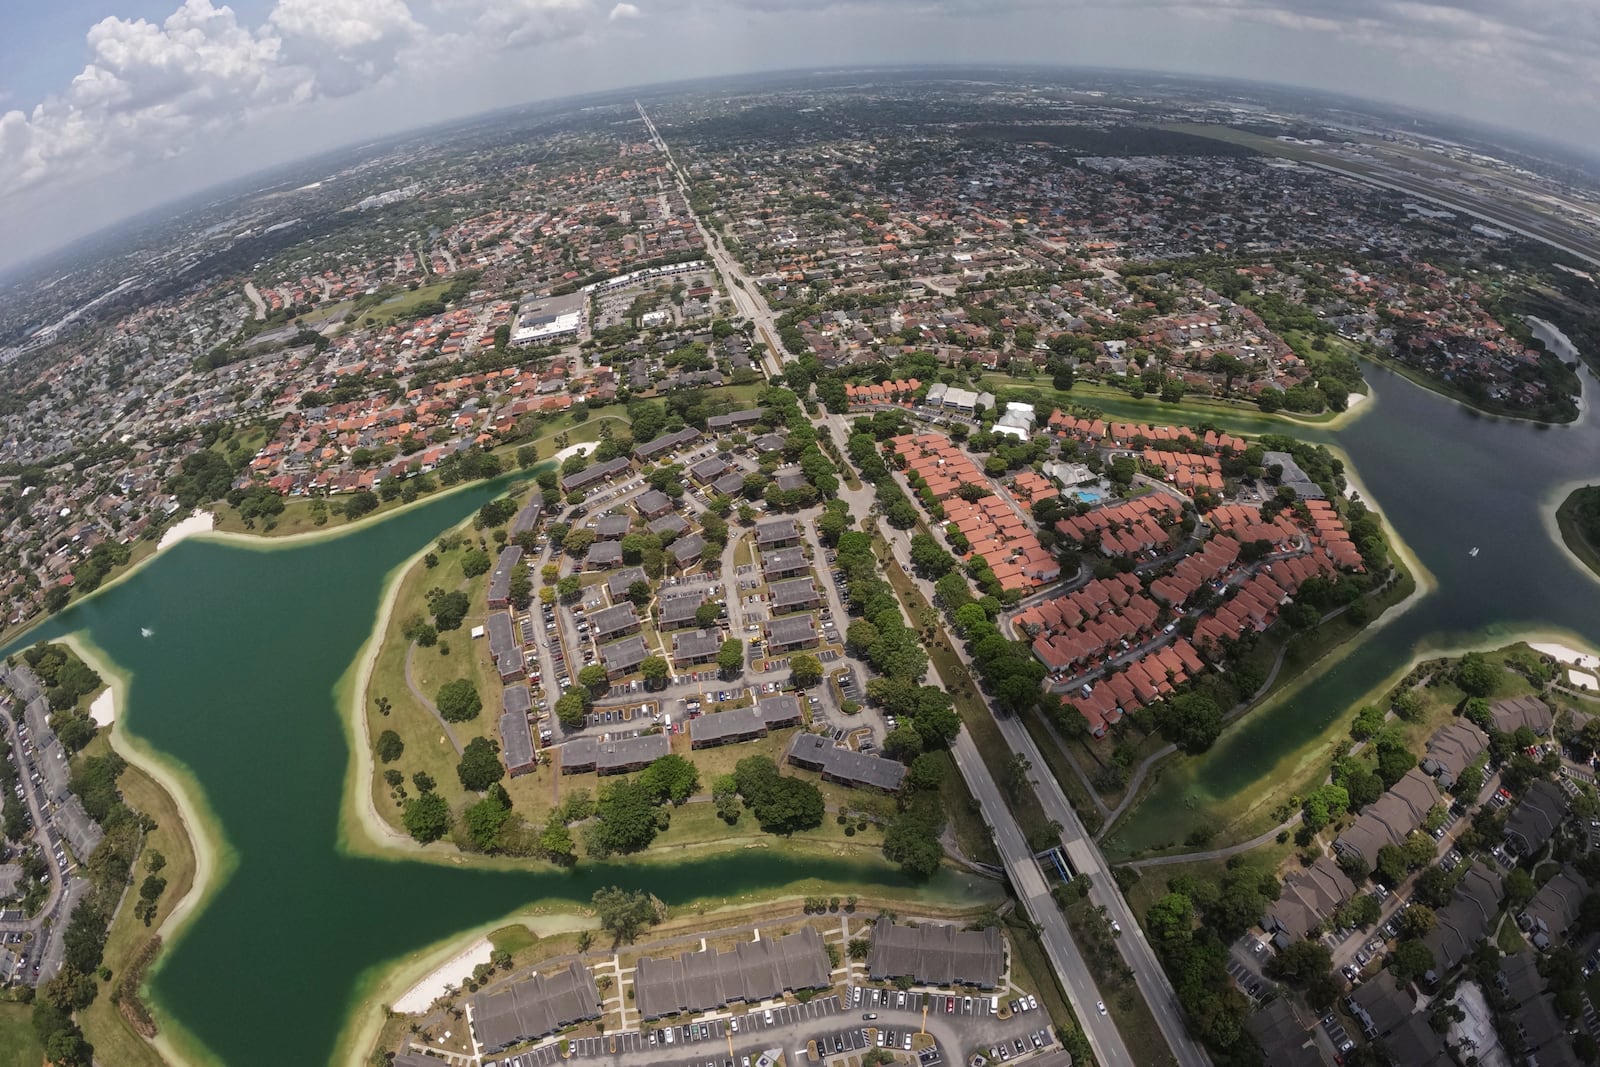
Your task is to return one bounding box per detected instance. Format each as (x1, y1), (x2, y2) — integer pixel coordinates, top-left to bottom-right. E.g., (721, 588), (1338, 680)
(1556, 486), (1600, 581)
(932, 750), (1003, 868)
(76, 727), (200, 1067)
(976, 374), (1343, 430)
(350, 282), (455, 329)
(488, 924), (538, 956)
(1499, 921), (1528, 955)
(1020, 711), (1104, 835)
(0, 1002), (43, 1067)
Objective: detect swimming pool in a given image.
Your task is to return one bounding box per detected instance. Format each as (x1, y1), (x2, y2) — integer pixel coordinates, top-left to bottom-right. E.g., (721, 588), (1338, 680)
(1070, 488), (1105, 504)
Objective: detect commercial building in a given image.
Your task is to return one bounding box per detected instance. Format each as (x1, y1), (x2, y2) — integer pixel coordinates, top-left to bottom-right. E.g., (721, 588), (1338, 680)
(865, 916), (1004, 988)
(509, 292), (586, 347)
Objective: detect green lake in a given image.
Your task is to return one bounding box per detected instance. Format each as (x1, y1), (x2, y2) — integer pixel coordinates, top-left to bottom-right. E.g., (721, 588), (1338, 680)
(8, 353), (1600, 1064)
(0, 477), (947, 1067)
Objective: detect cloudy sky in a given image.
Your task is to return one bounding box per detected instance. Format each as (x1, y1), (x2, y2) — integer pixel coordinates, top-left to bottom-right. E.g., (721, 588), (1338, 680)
(2, 0), (1597, 272)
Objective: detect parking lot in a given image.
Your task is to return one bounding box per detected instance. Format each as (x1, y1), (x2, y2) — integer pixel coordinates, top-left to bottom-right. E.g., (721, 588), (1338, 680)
(484, 985), (1056, 1067)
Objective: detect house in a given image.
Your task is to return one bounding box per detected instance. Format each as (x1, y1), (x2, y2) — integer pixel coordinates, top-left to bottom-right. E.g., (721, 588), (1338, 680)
(689, 455), (732, 484)
(670, 532), (706, 567)
(589, 603), (641, 641)
(632, 426), (701, 463)
(1420, 720), (1488, 789)
(1423, 862), (1503, 974)
(633, 928), (829, 1020)
(606, 567), (649, 600)
(1382, 1013), (1450, 1067)
(755, 518), (801, 548)
(659, 588), (709, 629)
(865, 916), (1004, 989)
(499, 685), (537, 777)
(585, 540), (624, 570)
(486, 546), (523, 609)
(769, 578), (822, 614)
(765, 615), (819, 652)
(1244, 1000), (1323, 1067)
(706, 409), (765, 431)
(1521, 865), (1587, 949)
(1334, 768), (1440, 867)
(761, 547), (810, 579)
(1504, 778), (1568, 856)
(1263, 857), (1355, 944)
(559, 733), (670, 775)
(671, 629), (722, 666)
(594, 513), (632, 539)
(650, 513), (690, 539)
(687, 695), (803, 749)
(1346, 970), (1414, 1039)
(635, 489), (675, 519)
(1514, 993), (1581, 1066)
(599, 634), (650, 678)
(470, 961), (601, 1053)
(561, 455), (631, 493)
(486, 611), (525, 682)
(787, 733), (905, 792)
(1491, 695), (1553, 736)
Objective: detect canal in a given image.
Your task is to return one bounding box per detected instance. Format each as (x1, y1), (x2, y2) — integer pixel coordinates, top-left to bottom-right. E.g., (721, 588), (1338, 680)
(0, 478), (949, 1067)
(1104, 356), (1600, 855)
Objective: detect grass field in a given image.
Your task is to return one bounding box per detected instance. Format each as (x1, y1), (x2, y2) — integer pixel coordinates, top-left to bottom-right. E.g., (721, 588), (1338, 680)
(351, 282), (455, 329)
(0, 1002), (43, 1067)
(976, 374), (1347, 430)
(75, 726), (200, 1067)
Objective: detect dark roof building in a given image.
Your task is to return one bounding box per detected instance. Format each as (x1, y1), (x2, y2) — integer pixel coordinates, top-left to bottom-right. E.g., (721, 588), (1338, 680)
(670, 533), (706, 567)
(1491, 695), (1554, 736)
(712, 471), (747, 497)
(487, 546), (523, 608)
(1263, 856), (1355, 943)
(761, 547), (809, 579)
(509, 497), (544, 536)
(1505, 778), (1568, 856)
(633, 928), (830, 1020)
(500, 685), (537, 777)
(1521, 865), (1587, 949)
(689, 456), (732, 484)
(487, 611), (525, 682)
(659, 589), (709, 628)
(765, 615), (818, 651)
(635, 489), (675, 519)
(706, 408), (765, 431)
(755, 518), (801, 548)
(589, 603), (641, 640)
(769, 578), (821, 613)
(650, 513), (691, 538)
(585, 540), (624, 570)
(1515, 993), (1581, 1066)
(865, 916), (1004, 989)
(561, 455), (631, 492)
(671, 629), (722, 665)
(1382, 1013), (1450, 1067)
(470, 961), (601, 1053)
(1346, 970), (1414, 1039)
(632, 426), (701, 463)
(607, 567), (649, 600)
(600, 634), (650, 678)
(1334, 768), (1440, 866)
(595, 513), (632, 539)
(559, 733), (671, 775)
(1423, 862), (1503, 975)
(787, 733), (905, 792)
(688, 695), (804, 749)
(1420, 720), (1488, 789)
(1244, 999), (1323, 1067)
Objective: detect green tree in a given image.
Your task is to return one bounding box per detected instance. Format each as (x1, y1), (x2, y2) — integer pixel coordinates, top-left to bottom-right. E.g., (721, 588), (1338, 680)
(578, 664), (610, 694)
(461, 548), (492, 578)
(463, 791), (511, 851)
(436, 679), (482, 722)
(638, 754), (699, 805)
(375, 729), (404, 763)
(403, 792), (451, 843)
(791, 653), (823, 689)
(457, 736), (505, 791)
(641, 656), (670, 687)
(555, 691), (589, 728)
(591, 886), (664, 945)
(1154, 692), (1222, 755)
(717, 639), (745, 676)
(1454, 652), (1503, 697)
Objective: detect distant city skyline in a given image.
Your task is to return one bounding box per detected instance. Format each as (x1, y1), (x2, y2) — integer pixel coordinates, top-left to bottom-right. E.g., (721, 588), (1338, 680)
(3, 0), (1599, 273)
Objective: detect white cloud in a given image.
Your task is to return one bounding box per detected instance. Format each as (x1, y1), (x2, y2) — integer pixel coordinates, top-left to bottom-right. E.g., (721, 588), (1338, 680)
(269, 0), (424, 97)
(609, 3), (643, 19)
(441, 0), (597, 49)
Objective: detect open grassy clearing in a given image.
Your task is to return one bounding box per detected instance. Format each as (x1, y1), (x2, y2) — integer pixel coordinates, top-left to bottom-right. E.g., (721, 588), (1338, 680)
(977, 373), (1345, 429)
(350, 281), (455, 329)
(0, 1002), (44, 1067)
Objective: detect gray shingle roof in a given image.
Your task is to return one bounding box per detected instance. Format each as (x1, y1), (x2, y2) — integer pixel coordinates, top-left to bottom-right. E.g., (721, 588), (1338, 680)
(787, 733), (905, 792)
(865, 916), (1004, 988)
(470, 961), (600, 1052)
(634, 928), (829, 1020)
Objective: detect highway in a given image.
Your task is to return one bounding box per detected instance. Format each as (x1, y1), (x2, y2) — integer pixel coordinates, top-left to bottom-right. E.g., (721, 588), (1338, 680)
(638, 100), (1205, 1067)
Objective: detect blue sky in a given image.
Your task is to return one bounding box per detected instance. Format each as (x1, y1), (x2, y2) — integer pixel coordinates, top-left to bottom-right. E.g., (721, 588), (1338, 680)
(3, 0), (1600, 273)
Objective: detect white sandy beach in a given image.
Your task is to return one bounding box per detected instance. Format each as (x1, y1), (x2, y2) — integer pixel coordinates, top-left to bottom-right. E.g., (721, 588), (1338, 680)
(1529, 640), (1600, 672)
(157, 510), (215, 551)
(393, 937), (494, 1014)
(88, 688), (116, 726)
(549, 443), (595, 467)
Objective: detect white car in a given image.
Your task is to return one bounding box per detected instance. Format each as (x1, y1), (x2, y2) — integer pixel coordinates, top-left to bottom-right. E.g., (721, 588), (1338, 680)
(1096, 1000), (1107, 1016)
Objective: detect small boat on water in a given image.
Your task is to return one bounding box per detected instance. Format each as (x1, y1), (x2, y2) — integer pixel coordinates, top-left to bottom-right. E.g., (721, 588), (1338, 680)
(1469, 547), (1480, 558)
(140, 627), (154, 638)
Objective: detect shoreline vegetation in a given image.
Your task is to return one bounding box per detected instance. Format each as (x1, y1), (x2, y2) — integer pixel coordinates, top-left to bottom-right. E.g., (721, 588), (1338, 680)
(1553, 483), (1600, 583)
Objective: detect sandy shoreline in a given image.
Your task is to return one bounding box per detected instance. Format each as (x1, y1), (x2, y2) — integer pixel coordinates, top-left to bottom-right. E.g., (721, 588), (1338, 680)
(392, 937), (494, 1014)
(548, 442), (595, 467)
(157, 510), (215, 551)
(88, 688), (116, 726)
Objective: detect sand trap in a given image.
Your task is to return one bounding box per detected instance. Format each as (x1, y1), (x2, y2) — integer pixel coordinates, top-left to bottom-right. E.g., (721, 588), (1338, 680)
(1529, 641), (1600, 672)
(393, 937), (494, 1014)
(158, 511), (215, 551)
(88, 689), (116, 727)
